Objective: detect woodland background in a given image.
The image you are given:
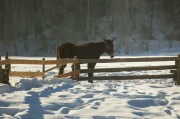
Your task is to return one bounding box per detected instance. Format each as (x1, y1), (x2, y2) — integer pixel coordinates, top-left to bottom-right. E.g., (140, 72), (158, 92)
(0, 0), (180, 56)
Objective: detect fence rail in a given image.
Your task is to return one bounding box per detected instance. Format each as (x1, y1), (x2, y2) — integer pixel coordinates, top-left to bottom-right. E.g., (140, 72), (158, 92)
(74, 57), (177, 63)
(9, 72), (44, 77)
(77, 74), (175, 81)
(4, 56), (178, 65)
(0, 60), (8, 65)
(80, 65), (176, 73)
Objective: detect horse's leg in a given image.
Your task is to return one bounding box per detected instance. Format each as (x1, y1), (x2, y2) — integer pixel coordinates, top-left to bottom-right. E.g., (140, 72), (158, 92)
(87, 63), (96, 83)
(59, 64), (67, 75)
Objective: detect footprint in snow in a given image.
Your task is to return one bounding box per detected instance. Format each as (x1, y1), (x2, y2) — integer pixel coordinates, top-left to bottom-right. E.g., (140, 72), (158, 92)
(59, 107), (70, 114)
(91, 102), (101, 110)
(43, 104), (63, 111)
(81, 94), (94, 98)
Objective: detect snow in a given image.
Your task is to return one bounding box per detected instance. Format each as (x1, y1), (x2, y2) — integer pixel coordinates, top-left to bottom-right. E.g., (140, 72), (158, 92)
(0, 53), (180, 119)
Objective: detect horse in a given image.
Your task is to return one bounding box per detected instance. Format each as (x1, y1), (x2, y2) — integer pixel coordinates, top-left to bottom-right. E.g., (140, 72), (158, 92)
(56, 38), (114, 83)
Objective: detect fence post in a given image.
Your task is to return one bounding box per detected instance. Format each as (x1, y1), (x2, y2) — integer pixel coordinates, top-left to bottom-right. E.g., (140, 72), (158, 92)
(5, 52), (10, 84)
(170, 69), (177, 83)
(5, 52), (11, 72)
(73, 56), (79, 80)
(42, 58), (45, 79)
(176, 54), (180, 85)
(0, 56), (2, 83)
(0, 55), (10, 85)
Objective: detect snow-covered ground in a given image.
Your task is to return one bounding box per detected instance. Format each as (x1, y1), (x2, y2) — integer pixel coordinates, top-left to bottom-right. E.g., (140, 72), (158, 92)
(0, 52), (180, 119)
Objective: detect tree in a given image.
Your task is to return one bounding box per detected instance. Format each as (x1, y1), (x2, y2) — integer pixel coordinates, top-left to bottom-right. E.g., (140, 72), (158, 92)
(122, 0), (129, 54)
(87, 0), (90, 41)
(14, 0), (19, 56)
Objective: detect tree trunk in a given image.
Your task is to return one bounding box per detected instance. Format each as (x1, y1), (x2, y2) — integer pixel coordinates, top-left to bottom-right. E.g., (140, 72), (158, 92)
(64, 0), (67, 19)
(150, 0), (154, 38)
(14, 0), (18, 56)
(87, 0), (90, 41)
(123, 0), (129, 54)
(4, 0), (8, 51)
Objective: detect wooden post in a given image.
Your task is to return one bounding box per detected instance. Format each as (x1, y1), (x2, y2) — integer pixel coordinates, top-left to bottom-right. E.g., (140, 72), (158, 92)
(0, 56), (2, 83)
(42, 58), (45, 79)
(170, 70), (177, 83)
(73, 56), (80, 80)
(5, 52), (10, 85)
(0, 55), (10, 85)
(0, 56), (2, 70)
(5, 51), (11, 72)
(176, 54), (180, 85)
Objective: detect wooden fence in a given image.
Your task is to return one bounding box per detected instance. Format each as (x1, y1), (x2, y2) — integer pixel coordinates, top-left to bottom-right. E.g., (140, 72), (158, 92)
(0, 52), (180, 85)
(71, 55), (180, 85)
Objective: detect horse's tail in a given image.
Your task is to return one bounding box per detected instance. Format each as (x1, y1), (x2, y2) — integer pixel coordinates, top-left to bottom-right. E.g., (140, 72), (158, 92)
(56, 47), (60, 68)
(56, 43), (74, 68)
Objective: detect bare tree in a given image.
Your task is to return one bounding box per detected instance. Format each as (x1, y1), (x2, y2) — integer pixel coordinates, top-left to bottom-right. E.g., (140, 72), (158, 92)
(162, 0), (176, 48)
(14, 0), (19, 56)
(87, 0), (90, 41)
(122, 0), (129, 54)
(4, 0), (8, 52)
(149, 0), (154, 38)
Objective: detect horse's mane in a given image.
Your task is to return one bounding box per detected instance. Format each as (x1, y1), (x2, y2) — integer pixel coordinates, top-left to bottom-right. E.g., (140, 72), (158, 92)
(74, 41), (103, 47)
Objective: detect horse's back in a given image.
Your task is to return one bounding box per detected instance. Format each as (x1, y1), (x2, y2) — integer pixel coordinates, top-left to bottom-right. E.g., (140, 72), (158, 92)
(57, 43), (75, 58)
(58, 43), (74, 49)
(73, 43), (100, 59)
(57, 41), (104, 59)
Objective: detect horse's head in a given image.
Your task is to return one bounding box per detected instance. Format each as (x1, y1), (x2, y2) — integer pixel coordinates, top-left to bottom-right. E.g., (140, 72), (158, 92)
(103, 38), (114, 58)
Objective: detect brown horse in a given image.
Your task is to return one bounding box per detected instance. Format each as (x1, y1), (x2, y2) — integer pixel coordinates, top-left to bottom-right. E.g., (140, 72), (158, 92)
(56, 39), (114, 83)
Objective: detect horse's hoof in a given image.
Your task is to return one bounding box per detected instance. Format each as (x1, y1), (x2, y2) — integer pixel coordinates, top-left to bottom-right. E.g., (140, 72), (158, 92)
(88, 80), (93, 83)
